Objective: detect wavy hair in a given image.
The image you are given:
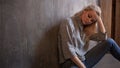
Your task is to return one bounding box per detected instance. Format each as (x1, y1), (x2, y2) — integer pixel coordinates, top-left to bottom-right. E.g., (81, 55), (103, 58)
(74, 4), (101, 18)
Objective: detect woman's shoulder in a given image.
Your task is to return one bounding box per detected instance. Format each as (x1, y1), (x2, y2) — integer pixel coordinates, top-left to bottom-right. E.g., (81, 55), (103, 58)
(60, 17), (75, 29)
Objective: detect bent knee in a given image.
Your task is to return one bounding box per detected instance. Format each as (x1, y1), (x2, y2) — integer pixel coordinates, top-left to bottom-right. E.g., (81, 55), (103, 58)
(105, 38), (115, 45)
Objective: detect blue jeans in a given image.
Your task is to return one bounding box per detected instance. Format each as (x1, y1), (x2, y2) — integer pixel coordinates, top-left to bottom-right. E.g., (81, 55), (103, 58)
(61, 38), (120, 68)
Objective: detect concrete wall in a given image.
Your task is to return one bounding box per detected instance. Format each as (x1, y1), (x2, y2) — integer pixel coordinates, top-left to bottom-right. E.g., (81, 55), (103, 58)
(1, 0), (120, 68)
(0, 0), (97, 68)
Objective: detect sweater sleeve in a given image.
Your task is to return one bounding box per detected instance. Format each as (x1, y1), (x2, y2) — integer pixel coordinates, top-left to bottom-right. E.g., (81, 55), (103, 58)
(89, 31), (107, 41)
(59, 19), (77, 60)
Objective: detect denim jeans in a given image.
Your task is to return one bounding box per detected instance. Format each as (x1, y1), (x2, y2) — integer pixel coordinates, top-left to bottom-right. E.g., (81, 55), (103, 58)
(61, 38), (120, 68)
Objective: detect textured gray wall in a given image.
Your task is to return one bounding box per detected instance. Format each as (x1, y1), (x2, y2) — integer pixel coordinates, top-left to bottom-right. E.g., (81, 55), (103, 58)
(1, 0), (120, 68)
(0, 0), (98, 68)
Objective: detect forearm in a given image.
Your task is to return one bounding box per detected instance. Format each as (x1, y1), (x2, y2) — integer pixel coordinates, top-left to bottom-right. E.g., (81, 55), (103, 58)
(71, 56), (86, 68)
(97, 16), (106, 33)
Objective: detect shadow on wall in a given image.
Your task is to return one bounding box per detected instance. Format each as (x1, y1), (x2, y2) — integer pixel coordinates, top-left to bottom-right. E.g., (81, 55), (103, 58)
(31, 23), (61, 68)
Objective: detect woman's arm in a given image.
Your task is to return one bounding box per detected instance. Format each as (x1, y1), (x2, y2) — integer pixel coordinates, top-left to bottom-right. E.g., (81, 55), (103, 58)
(89, 16), (107, 41)
(97, 16), (106, 33)
(71, 56), (86, 68)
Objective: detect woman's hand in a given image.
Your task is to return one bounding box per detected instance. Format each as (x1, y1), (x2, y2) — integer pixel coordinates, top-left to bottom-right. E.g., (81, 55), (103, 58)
(71, 56), (86, 68)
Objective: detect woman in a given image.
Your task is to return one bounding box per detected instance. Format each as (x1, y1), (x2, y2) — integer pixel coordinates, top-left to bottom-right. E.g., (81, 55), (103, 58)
(58, 4), (120, 68)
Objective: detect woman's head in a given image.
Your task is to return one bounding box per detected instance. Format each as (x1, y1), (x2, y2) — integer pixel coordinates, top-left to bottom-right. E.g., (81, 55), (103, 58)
(75, 4), (101, 25)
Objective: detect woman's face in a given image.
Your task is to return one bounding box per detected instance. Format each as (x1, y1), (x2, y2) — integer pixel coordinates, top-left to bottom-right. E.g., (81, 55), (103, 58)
(80, 10), (98, 25)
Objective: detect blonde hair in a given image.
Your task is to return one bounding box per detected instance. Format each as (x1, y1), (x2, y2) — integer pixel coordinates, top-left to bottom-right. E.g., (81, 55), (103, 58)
(74, 4), (101, 17)
(74, 4), (101, 37)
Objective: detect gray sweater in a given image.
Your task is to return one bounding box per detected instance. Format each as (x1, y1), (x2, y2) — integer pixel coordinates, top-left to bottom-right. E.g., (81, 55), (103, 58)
(58, 17), (107, 63)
